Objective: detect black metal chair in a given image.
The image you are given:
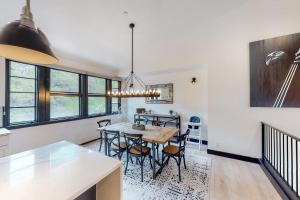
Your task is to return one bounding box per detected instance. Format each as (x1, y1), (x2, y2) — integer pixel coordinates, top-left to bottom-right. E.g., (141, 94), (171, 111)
(97, 119), (111, 152)
(161, 129), (190, 182)
(104, 130), (126, 160)
(123, 133), (152, 182)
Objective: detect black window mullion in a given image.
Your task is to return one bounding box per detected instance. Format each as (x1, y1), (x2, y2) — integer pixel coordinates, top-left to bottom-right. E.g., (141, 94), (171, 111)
(37, 66), (48, 122)
(10, 76), (36, 80)
(10, 106), (35, 109)
(81, 74), (88, 117)
(118, 80), (121, 112)
(107, 79), (112, 115)
(44, 67), (51, 121)
(4, 60), (11, 127)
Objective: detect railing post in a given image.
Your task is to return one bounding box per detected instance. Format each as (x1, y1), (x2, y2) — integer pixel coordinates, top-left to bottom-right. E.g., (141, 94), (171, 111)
(262, 122), (265, 161)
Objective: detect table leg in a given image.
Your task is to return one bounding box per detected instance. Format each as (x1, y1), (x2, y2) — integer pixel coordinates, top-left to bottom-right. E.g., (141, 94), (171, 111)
(152, 142), (156, 179)
(104, 134), (108, 156)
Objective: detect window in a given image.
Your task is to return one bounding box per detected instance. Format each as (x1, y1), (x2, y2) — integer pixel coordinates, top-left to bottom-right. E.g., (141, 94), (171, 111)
(5, 60), (120, 129)
(87, 76), (106, 115)
(111, 80), (121, 113)
(7, 61), (37, 124)
(50, 69), (80, 119)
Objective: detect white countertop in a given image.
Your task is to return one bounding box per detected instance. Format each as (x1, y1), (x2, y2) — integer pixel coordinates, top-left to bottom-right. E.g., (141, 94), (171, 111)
(0, 141), (121, 200)
(0, 128), (10, 136)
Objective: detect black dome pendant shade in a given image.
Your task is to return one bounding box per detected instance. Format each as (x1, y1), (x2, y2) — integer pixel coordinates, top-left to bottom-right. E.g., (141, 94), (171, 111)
(0, 0), (58, 65)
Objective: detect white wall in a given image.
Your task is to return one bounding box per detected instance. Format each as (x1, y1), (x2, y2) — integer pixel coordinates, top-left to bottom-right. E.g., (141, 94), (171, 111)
(126, 67), (208, 140)
(0, 57), (124, 155)
(206, 0), (300, 158)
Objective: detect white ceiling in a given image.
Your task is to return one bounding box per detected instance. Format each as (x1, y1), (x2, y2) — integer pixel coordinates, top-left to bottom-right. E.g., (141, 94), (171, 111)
(1, 0), (249, 75)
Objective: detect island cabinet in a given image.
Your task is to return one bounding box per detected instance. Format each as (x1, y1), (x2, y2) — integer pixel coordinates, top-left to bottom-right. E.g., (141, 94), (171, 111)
(0, 141), (122, 200)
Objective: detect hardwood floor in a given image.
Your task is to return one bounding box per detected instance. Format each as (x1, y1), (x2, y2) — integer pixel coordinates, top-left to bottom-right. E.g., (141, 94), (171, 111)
(83, 140), (282, 200)
(209, 154), (282, 200)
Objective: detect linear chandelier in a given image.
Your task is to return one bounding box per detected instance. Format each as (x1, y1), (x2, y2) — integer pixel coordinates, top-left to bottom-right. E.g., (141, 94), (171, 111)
(0, 0), (57, 65)
(108, 23), (160, 98)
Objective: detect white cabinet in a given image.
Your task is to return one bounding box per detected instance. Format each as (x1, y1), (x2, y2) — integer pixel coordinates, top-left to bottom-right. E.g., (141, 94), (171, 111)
(0, 128), (10, 158)
(0, 145), (7, 157)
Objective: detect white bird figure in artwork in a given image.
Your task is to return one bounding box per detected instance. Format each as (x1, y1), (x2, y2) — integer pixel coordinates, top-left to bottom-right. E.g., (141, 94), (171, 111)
(265, 50), (286, 66)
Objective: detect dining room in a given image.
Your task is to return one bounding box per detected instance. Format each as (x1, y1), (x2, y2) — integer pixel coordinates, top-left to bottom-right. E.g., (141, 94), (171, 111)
(1, 0), (299, 200)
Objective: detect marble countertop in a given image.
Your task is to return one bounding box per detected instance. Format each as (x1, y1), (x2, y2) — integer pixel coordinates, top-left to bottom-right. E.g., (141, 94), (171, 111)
(0, 141), (121, 200)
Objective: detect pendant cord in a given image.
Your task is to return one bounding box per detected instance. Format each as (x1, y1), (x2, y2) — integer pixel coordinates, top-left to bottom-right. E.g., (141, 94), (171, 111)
(27, 0), (31, 11)
(131, 24), (134, 74)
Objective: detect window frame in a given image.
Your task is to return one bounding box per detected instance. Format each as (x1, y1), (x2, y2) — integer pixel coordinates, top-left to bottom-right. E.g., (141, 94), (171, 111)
(5, 60), (38, 126)
(111, 80), (121, 114)
(87, 75), (107, 117)
(4, 59), (121, 129)
(49, 68), (81, 121)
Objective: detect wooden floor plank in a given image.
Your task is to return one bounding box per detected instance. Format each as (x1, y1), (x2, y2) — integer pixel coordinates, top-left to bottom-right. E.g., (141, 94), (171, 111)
(209, 155), (282, 200)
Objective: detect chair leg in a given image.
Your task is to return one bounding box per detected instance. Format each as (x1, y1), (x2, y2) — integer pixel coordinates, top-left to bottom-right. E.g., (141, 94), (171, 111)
(108, 145), (111, 157)
(183, 154), (187, 169)
(178, 157), (182, 182)
(149, 154), (153, 169)
(99, 132), (103, 152)
(125, 153), (129, 175)
(141, 157), (144, 182)
(166, 156), (170, 165)
(99, 138), (102, 152)
(156, 144), (160, 161)
(118, 151), (124, 160)
(130, 156), (134, 164)
(161, 152), (165, 166)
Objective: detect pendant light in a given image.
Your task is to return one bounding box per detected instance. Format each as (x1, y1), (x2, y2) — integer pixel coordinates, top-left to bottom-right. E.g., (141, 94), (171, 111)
(0, 0), (58, 65)
(108, 23), (160, 98)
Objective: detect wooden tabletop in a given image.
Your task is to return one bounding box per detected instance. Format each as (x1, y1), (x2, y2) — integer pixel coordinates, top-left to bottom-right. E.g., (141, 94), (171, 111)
(99, 122), (179, 144)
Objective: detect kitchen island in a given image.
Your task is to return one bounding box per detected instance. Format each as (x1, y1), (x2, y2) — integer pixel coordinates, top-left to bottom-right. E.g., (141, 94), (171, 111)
(0, 141), (122, 200)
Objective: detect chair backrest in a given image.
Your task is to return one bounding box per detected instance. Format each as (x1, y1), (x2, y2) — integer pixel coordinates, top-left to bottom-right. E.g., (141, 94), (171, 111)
(104, 130), (121, 150)
(97, 119), (111, 128)
(189, 116), (200, 123)
(136, 108), (146, 114)
(123, 133), (143, 153)
(152, 120), (161, 127)
(179, 129), (190, 151)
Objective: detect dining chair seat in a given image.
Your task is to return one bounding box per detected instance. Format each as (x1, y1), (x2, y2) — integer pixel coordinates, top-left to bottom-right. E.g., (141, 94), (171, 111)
(162, 145), (182, 155)
(129, 146), (151, 155)
(112, 142), (127, 150)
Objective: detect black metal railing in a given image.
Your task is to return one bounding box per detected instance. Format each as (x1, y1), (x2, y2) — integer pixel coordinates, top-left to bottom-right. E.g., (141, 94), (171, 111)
(262, 122), (300, 200)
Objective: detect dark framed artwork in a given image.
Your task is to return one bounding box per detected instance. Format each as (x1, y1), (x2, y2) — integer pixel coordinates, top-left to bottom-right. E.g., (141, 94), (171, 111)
(250, 32), (300, 107)
(145, 83), (173, 104)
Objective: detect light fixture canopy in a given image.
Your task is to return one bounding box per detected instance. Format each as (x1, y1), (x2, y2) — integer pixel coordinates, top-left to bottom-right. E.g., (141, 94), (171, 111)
(0, 0), (58, 65)
(108, 23), (160, 98)
(191, 77), (197, 84)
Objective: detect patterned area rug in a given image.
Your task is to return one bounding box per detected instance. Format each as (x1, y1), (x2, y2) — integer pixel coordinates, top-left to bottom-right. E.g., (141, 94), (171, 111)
(84, 141), (211, 200)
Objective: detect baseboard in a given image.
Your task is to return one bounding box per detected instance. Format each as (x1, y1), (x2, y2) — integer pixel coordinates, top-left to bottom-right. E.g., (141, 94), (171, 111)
(80, 138), (100, 146)
(188, 138), (208, 145)
(207, 149), (260, 164)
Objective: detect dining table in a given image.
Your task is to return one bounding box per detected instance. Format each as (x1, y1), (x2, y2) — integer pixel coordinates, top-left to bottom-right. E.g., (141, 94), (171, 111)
(97, 122), (179, 179)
